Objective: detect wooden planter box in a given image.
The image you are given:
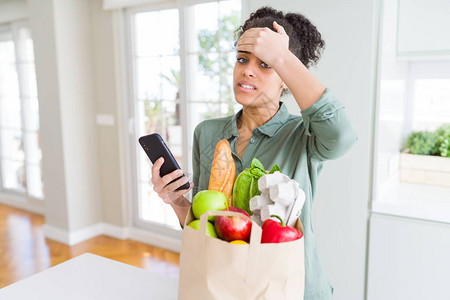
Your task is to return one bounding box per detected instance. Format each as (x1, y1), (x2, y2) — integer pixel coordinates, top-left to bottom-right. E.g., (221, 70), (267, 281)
(399, 153), (450, 187)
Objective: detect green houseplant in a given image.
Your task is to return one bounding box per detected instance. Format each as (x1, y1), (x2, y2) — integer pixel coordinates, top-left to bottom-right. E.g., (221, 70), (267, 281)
(405, 124), (450, 157)
(434, 124), (450, 157)
(400, 124), (450, 187)
(405, 131), (437, 155)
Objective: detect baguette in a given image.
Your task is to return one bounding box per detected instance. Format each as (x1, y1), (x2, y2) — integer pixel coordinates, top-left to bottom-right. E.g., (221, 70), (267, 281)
(208, 139), (236, 205)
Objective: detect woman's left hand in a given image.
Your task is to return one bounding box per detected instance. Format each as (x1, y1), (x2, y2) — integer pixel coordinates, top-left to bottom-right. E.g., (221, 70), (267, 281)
(236, 21), (290, 69)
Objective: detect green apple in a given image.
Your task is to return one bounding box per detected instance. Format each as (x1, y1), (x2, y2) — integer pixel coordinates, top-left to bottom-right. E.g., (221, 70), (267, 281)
(192, 190), (227, 221)
(187, 220), (218, 238)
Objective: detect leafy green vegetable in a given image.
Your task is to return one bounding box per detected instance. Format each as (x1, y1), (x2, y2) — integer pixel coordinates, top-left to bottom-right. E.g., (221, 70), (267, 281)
(232, 158), (284, 214)
(232, 158), (265, 215)
(250, 158), (265, 171)
(269, 164), (281, 174)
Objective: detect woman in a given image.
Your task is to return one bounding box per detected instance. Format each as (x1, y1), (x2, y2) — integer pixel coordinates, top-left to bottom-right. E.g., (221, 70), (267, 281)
(151, 6), (357, 299)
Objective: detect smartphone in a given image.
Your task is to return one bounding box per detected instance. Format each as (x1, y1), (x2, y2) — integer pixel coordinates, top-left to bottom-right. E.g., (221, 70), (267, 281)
(138, 133), (190, 191)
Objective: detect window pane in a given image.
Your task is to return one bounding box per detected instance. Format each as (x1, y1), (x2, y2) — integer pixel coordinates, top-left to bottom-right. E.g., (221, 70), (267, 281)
(220, 51), (238, 106)
(188, 102), (222, 129)
(219, 0), (242, 52)
(221, 101), (240, 116)
(17, 27), (35, 62)
(137, 100), (180, 135)
(0, 34), (15, 64)
(138, 181), (179, 229)
(24, 132), (41, 164)
(19, 63), (38, 98)
(138, 149), (151, 181)
(26, 163), (44, 198)
(160, 56), (180, 100)
(1, 159), (26, 192)
(412, 79), (450, 130)
(136, 57), (161, 100)
(136, 55), (179, 101)
(0, 129), (24, 160)
(187, 53), (220, 101)
(0, 99), (22, 129)
(189, 2), (219, 53)
(23, 97), (40, 131)
(135, 9), (179, 57)
(0, 63), (20, 100)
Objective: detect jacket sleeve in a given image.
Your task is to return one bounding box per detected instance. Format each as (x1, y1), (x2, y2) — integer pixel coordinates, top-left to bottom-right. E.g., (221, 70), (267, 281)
(301, 88), (358, 161)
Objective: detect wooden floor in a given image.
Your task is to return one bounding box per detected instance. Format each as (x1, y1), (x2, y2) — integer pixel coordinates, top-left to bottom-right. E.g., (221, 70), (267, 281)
(0, 203), (180, 289)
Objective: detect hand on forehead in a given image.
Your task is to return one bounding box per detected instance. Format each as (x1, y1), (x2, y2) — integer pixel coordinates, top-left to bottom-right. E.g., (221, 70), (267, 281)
(236, 21), (290, 67)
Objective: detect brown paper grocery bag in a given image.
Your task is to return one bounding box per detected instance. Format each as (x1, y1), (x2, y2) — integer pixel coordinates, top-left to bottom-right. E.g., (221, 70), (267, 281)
(178, 209), (304, 300)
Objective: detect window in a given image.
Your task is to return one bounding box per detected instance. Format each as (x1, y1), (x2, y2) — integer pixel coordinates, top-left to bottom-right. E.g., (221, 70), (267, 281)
(127, 0), (241, 231)
(408, 61), (450, 132)
(372, 0), (450, 222)
(0, 23), (43, 199)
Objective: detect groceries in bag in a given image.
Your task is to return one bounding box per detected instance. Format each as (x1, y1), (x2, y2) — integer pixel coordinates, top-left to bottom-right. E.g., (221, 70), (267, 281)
(189, 189), (252, 244)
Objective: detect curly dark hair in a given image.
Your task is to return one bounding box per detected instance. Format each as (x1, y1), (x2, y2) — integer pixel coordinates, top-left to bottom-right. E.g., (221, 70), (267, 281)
(235, 6), (325, 68)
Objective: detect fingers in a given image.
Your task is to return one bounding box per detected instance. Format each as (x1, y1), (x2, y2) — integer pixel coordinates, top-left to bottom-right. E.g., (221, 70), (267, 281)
(165, 174), (190, 192)
(174, 181), (194, 196)
(273, 21), (286, 34)
(160, 180), (194, 205)
(161, 169), (184, 186)
(239, 28), (262, 38)
(150, 157), (192, 205)
(151, 157), (164, 179)
(237, 25), (284, 52)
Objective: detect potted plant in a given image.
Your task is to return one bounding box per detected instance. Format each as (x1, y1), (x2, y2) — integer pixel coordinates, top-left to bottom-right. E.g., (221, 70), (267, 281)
(400, 124), (450, 187)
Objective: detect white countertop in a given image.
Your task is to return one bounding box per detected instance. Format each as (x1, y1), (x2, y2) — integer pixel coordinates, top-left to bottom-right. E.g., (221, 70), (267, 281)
(0, 253), (179, 300)
(372, 182), (450, 223)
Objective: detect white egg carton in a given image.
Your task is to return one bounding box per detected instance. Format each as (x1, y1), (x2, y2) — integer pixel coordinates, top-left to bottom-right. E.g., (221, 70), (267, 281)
(249, 171), (305, 227)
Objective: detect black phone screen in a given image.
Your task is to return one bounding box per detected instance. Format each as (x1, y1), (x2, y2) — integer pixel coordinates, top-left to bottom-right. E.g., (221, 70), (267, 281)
(138, 133), (190, 191)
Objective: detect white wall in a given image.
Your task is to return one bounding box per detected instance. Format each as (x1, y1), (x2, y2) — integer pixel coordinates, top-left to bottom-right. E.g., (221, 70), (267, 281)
(367, 213), (450, 300)
(246, 1), (378, 299)
(28, 0), (69, 230)
(0, 0), (28, 23)
(53, 0), (101, 231)
(90, 0), (127, 228)
(28, 0), (102, 238)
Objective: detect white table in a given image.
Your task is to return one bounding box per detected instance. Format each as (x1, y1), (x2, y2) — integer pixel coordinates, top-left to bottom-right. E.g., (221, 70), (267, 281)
(0, 253), (179, 299)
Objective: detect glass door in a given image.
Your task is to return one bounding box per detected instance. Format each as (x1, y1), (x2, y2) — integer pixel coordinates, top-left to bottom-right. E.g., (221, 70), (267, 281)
(127, 0), (241, 233)
(0, 23), (43, 202)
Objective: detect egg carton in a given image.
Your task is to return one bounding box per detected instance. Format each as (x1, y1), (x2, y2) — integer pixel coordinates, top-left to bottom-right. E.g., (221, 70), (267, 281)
(249, 171), (305, 227)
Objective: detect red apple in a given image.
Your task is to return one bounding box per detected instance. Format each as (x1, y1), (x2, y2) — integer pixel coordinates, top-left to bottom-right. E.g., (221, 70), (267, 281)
(214, 207), (252, 242)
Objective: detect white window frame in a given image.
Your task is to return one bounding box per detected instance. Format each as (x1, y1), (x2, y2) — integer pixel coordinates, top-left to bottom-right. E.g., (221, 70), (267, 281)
(0, 20), (44, 214)
(125, 1), (183, 239)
